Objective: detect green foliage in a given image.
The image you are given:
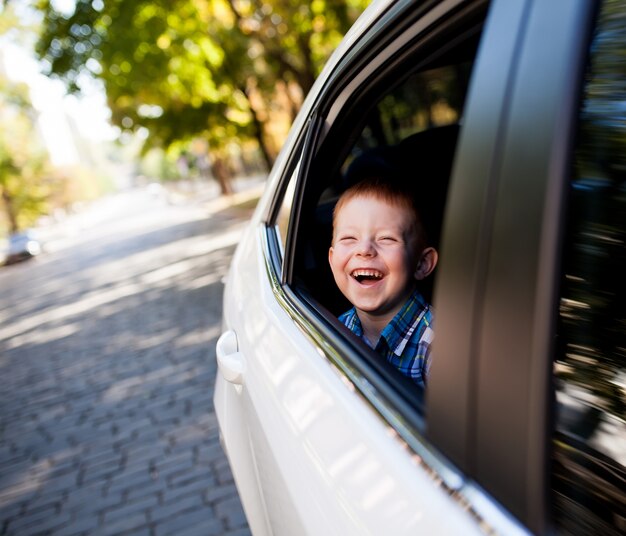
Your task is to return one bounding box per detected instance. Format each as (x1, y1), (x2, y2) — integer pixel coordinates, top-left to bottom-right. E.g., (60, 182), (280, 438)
(577, 0), (626, 179)
(0, 76), (55, 233)
(0, 1), (113, 236)
(34, 0), (370, 162)
(226, 0), (367, 93)
(139, 147), (179, 181)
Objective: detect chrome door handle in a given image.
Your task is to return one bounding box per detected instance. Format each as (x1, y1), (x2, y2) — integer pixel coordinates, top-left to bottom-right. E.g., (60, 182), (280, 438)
(216, 330), (246, 385)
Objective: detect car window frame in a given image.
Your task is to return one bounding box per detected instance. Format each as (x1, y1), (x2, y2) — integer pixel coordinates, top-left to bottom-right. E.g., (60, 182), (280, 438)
(283, 0), (494, 427)
(281, 112), (323, 286)
(426, 0), (534, 473)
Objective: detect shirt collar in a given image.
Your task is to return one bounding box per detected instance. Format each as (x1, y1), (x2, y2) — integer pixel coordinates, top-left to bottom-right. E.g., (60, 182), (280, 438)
(379, 289), (429, 356)
(342, 308), (364, 338)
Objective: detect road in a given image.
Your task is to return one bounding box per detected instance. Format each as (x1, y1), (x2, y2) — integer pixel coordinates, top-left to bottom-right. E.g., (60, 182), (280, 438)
(0, 184), (260, 536)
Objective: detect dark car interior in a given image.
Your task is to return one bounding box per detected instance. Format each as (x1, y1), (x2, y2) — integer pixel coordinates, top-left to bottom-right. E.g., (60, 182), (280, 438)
(291, 37), (480, 319)
(299, 124), (459, 317)
(278, 14), (484, 404)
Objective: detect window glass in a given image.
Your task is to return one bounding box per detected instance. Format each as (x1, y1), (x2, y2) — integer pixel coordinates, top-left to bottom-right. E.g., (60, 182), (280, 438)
(275, 161), (299, 256)
(348, 63), (472, 157)
(552, 0), (626, 533)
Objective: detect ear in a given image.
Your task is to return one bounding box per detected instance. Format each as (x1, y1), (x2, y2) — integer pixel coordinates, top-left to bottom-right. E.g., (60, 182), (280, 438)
(414, 247), (438, 280)
(328, 246), (334, 267)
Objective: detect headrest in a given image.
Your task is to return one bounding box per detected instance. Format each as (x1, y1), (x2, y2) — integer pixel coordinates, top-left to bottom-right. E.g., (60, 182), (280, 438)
(342, 124), (460, 247)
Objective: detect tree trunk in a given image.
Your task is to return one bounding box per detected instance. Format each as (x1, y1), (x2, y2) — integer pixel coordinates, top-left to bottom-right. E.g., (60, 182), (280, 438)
(240, 84), (274, 171)
(283, 80), (301, 122)
(251, 110), (274, 172)
(210, 157), (234, 196)
(329, 1), (351, 34)
(1, 189), (19, 234)
(296, 32), (317, 96)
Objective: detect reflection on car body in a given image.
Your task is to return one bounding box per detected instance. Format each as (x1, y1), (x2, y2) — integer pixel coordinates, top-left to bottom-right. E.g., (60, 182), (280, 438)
(214, 0), (626, 534)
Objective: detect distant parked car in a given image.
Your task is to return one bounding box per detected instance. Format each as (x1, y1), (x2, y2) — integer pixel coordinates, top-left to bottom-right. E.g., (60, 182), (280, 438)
(215, 0), (626, 534)
(4, 231), (42, 265)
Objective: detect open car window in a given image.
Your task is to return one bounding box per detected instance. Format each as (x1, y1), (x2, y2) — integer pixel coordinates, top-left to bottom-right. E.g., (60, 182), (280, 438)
(265, 2), (490, 431)
(293, 8), (484, 401)
(301, 62), (473, 317)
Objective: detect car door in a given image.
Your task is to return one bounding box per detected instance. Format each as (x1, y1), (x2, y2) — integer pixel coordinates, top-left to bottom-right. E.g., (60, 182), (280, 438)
(215, 1), (530, 534)
(214, 0), (611, 534)
(431, 0), (626, 534)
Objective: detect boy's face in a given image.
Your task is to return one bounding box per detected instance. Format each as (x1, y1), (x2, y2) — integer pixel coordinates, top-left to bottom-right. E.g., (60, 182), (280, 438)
(329, 195), (421, 322)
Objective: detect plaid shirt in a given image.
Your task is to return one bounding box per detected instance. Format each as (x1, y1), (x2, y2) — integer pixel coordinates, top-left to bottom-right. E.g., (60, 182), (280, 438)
(338, 289), (434, 387)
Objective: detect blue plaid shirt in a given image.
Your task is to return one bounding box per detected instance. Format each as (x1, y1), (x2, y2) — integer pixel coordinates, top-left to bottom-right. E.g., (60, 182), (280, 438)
(338, 289), (434, 387)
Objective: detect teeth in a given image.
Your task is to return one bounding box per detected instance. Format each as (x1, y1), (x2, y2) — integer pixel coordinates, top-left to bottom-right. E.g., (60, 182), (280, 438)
(351, 269), (383, 279)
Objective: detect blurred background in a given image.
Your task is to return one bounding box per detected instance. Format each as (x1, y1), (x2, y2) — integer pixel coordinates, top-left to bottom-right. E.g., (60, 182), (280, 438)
(0, 0), (370, 245)
(0, 1), (370, 535)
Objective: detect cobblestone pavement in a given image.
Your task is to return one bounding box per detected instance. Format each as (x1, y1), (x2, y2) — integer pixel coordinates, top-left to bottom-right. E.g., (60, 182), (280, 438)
(0, 186), (259, 535)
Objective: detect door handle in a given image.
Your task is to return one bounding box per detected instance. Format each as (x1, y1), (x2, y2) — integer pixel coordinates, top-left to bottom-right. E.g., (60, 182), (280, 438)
(216, 330), (246, 385)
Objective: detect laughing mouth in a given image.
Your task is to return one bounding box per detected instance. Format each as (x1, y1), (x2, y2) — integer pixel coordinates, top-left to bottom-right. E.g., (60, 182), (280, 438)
(351, 269), (384, 283)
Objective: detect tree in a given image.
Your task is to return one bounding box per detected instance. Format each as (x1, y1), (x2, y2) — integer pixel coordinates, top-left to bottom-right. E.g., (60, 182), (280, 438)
(34, 0), (370, 193)
(0, 76), (54, 233)
(225, 0), (367, 96)
(0, 1), (112, 234)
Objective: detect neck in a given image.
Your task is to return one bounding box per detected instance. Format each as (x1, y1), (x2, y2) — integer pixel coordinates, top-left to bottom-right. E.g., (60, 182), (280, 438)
(357, 286), (417, 346)
(358, 312), (393, 348)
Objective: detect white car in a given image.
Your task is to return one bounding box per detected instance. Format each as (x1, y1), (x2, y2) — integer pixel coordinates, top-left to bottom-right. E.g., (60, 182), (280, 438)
(3, 231), (42, 265)
(215, 0), (626, 534)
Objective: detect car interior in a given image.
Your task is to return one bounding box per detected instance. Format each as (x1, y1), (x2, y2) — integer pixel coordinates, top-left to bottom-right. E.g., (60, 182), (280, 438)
(292, 33), (481, 321)
(264, 20), (485, 407)
(302, 123), (459, 317)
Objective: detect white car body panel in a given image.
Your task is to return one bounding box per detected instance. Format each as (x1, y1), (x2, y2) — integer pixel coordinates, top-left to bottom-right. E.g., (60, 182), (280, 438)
(215, 218), (485, 535)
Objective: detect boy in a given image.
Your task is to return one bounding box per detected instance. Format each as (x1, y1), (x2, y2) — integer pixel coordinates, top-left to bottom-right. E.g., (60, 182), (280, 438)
(328, 177), (438, 387)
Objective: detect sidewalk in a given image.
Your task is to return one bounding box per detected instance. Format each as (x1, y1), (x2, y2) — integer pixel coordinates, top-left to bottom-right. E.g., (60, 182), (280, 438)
(0, 179), (256, 536)
(20, 175), (267, 259)
(159, 175), (267, 213)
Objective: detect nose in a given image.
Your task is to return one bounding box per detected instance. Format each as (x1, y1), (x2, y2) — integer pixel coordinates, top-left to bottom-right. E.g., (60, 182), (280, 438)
(356, 238), (376, 257)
